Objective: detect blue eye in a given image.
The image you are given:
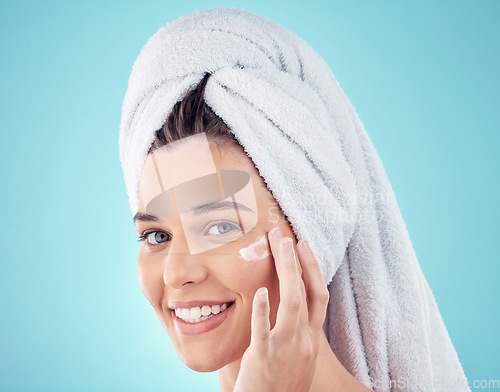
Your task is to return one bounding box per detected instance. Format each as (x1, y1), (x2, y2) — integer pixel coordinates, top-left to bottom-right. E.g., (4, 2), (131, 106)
(138, 231), (170, 246)
(206, 222), (240, 236)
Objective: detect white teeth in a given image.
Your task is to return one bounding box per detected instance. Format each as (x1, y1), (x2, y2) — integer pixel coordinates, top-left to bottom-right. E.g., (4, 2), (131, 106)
(190, 307), (201, 319)
(201, 305), (211, 316)
(174, 302), (232, 323)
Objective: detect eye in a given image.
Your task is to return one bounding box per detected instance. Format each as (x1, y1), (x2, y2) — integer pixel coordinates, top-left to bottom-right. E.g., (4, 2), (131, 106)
(138, 231), (171, 247)
(205, 221), (240, 236)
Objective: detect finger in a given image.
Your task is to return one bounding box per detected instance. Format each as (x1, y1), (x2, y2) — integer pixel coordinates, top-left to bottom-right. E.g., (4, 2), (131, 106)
(268, 228), (302, 342)
(296, 254), (311, 339)
(283, 238), (311, 339)
(296, 239), (330, 333)
(250, 287), (271, 350)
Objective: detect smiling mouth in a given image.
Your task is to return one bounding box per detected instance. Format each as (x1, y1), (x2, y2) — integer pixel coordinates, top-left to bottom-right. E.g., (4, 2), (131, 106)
(173, 301), (235, 324)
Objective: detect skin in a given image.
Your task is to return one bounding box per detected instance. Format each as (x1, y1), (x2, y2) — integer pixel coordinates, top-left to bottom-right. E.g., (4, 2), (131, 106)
(134, 138), (372, 391)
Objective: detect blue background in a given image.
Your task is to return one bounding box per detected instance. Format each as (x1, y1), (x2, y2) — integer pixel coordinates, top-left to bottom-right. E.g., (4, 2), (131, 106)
(1, 1), (498, 391)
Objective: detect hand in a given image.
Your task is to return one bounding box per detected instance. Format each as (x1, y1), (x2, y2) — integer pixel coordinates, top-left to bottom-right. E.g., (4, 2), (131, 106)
(233, 227), (330, 392)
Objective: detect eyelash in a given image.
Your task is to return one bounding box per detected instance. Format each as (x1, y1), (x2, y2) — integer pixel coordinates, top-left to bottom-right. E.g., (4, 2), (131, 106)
(137, 231), (171, 247)
(137, 221), (240, 248)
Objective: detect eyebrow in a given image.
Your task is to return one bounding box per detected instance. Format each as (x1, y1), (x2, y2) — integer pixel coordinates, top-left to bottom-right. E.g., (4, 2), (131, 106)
(133, 212), (159, 223)
(133, 200), (255, 223)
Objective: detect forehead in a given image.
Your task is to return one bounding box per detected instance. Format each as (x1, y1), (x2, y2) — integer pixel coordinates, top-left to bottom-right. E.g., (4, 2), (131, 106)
(143, 133), (257, 179)
(138, 133), (266, 216)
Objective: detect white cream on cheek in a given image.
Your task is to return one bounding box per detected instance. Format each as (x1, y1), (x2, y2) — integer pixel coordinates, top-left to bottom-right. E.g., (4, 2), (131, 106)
(239, 234), (270, 262)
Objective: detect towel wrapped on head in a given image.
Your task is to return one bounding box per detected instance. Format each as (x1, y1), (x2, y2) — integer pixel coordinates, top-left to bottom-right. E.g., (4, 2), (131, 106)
(119, 7), (469, 391)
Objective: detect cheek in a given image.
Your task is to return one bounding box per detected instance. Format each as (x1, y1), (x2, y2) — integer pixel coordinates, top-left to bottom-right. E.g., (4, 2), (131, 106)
(234, 253), (278, 301)
(137, 258), (164, 309)
(231, 236), (279, 295)
(235, 253), (280, 329)
(238, 235), (270, 262)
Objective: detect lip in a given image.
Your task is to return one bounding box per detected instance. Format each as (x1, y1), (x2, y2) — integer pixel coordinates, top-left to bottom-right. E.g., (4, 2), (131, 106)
(168, 300), (233, 309)
(172, 302), (235, 336)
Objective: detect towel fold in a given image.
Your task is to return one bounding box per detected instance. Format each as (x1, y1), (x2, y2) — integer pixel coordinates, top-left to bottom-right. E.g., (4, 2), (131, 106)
(118, 7), (469, 391)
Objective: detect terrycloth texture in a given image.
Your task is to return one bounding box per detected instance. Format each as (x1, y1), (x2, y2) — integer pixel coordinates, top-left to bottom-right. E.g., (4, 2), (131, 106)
(118, 8), (470, 391)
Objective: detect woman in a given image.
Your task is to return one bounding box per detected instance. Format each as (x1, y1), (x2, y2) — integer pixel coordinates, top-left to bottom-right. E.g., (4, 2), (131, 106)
(119, 8), (469, 392)
(132, 72), (371, 391)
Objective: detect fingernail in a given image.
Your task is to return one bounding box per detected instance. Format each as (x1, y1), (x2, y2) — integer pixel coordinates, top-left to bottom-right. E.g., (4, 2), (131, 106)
(283, 237), (293, 251)
(270, 227), (283, 239)
(257, 287), (268, 301)
(299, 240), (310, 251)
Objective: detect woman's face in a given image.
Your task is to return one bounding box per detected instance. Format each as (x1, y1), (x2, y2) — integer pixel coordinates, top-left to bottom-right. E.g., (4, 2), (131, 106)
(134, 134), (297, 372)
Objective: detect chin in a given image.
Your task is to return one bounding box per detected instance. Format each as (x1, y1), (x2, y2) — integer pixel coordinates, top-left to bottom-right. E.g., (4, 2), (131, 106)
(183, 358), (223, 373)
(179, 347), (244, 373)
(180, 353), (228, 373)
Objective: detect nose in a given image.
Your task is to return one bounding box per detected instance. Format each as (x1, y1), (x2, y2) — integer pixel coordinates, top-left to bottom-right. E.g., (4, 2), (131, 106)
(163, 236), (209, 289)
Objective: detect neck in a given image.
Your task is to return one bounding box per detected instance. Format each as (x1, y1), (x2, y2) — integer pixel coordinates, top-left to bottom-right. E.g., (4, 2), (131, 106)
(218, 331), (365, 392)
(218, 357), (241, 392)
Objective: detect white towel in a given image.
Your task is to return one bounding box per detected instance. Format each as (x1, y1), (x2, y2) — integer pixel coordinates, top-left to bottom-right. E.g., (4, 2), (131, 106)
(118, 7), (470, 391)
